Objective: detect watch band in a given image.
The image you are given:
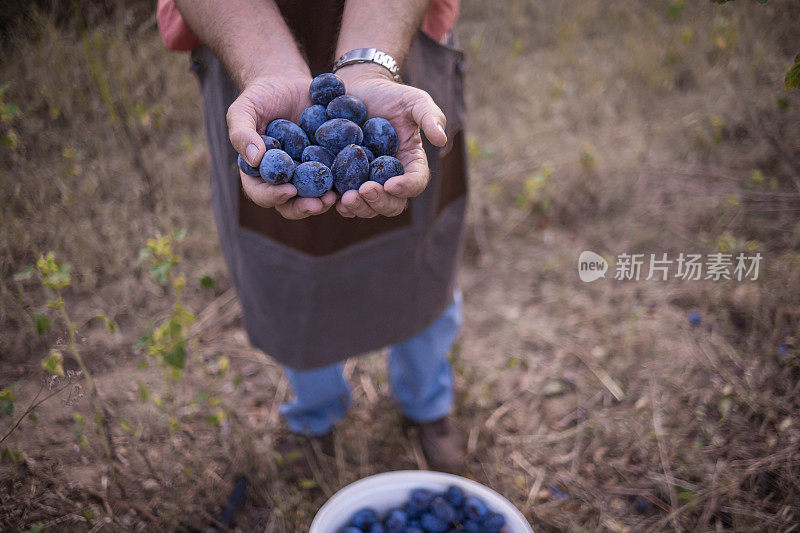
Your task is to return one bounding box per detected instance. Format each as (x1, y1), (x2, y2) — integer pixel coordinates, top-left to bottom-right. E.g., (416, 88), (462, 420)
(332, 48), (402, 83)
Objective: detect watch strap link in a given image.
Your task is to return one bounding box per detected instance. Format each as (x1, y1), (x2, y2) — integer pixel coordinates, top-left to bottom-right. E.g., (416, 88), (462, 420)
(332, 48), (402, 83)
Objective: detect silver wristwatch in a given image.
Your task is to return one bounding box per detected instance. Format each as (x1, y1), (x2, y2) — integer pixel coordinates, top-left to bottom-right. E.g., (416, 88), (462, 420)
(332, 48), (402, 83)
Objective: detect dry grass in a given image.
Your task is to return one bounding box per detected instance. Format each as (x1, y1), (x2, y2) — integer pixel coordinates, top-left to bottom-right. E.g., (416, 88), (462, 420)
(2, 0), (800, 531)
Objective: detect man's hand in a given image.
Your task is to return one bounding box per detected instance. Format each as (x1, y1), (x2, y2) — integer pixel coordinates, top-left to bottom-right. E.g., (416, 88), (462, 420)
(335, 65), (448, 218)
(228, 75), (338, 220)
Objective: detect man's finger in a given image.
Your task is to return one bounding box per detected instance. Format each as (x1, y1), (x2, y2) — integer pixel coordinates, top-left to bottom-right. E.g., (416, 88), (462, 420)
(241, 171), (296, 208)
(275, 196), (332, 220)
(410, 90), (447, 148)
(318, 190), (338, 211)
(383, 145), (430, 199)
(336, 202), (356, 218)
(340, 190), (378, 218)
(227, 96), (264, 167)
(358, 181), (407, 217)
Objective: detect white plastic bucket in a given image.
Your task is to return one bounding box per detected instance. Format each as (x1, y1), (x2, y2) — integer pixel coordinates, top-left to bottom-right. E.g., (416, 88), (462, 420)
(310, 470), (534, 533)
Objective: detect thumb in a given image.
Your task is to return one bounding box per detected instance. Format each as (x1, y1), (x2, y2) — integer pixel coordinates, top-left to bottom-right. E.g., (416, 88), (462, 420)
(227, 96), (264, 167)
(410, 90), (447, 148)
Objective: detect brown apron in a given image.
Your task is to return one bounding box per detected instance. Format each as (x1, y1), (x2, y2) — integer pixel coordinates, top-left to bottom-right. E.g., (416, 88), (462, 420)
(192, 4), (468, 370)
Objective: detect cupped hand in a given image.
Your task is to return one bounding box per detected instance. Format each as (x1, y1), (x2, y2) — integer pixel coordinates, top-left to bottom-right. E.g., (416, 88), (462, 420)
(227, 75), (337, 219)
(335, 65), (448, 218)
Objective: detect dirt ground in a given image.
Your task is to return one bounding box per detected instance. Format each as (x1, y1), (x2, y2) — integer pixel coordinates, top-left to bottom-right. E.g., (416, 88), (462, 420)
(2, 1), (799, 531)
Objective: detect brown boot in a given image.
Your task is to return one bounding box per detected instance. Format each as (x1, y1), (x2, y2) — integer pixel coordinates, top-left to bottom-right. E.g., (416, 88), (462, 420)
(273, 430), (334, 484)
(405, 416), (465, 474)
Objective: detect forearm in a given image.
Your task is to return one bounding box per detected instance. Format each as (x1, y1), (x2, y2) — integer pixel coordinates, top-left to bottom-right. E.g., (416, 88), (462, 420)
(336, 0), (429, 77)
(174, 0), (309, 87)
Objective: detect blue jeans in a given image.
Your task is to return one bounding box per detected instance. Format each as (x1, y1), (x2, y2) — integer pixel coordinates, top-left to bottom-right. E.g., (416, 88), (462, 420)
(279, 291), (462, 436)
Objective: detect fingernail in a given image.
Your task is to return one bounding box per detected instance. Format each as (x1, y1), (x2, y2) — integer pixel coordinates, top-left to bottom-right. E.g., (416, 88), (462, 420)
(363, 189), (379, 202)
(437, 123), (446, 137)
(245, 143), (259, 165)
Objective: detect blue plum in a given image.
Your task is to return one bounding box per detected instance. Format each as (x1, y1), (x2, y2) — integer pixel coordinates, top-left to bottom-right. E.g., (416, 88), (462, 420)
(463, 496), (489, 522)
(339, 528), (361, 533)
(239, 135), (280, 176)
(367, 523), (385, 533)
(362, 117), (399, 157)
(266, 119), (309, 160)
(237, 154), (260, 177)
(483, 511), (507, 532)
(332, 144), (369, 194)
(258, 149), (295, 185)
(430, 497), (457, 523)
(368, 155), (404, 185)
(309, 72), (345, 106)
(444, 486), (465, 508)
(383, 508), (407, 532)
(299, 105), (328, 141)
(350, 507), (379, 529)
(260, 134), (281, 151)
(315, 118), (364, 154)
(361, 146), (375, 163)
(405, 502), (425, 519)
(301, 145), (335, 168)
(419, 513), (448, 533)
(462, 520), (482, 533)
(291, 161), (333, 198)
(409, 488), (436, 510)
(326, 94), (367, 125)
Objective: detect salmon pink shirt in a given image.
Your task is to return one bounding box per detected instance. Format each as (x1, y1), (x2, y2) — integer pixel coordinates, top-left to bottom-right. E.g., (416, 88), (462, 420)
(156, 0), (460, 52)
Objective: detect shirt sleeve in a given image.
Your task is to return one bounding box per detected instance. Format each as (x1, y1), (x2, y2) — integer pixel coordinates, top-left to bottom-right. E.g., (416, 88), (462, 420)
(156, 0), (200, 52)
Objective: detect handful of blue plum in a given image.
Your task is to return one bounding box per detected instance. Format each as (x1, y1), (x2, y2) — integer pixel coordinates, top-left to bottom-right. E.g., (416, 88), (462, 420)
(340, 486), (508, 533)
(237, 72), (403, 199)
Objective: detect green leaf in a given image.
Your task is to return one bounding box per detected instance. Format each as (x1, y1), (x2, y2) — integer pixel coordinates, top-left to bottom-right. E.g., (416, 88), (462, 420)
(205, 410), (225, 426)
(43, 262), (72, 290)
(1, 103), (20, 122)
(12, 266), (34, 281)
(27, 411), (38, 423)
(95, 311), (117, 332)
(135, 331), (152, 349)
(163, 344), (187, 369)
(41, 350), (64, 376)
(138, 382), (150, 403)
(173, 228), (187, 241)
(299, 478), (318, 490)
(677, 487), (699, 504)
(149, 260), (171, 284)
(785, 54), (800, 91)
(32, 313), (50, 338)
(199, 274), (216, 289)
(0, 387), (15, 417)
(668, 0), (684, 20)
(46, 297), (64, 309)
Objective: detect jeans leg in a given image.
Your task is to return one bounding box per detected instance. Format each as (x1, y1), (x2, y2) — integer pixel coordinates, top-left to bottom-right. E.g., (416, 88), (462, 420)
(279, 362), (351, 436)
(387, 290), (463, 423)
